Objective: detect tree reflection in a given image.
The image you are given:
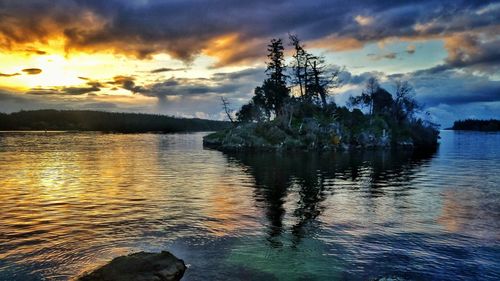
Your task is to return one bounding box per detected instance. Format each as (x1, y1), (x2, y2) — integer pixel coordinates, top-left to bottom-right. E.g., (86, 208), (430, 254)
(224, 148), (436, 246)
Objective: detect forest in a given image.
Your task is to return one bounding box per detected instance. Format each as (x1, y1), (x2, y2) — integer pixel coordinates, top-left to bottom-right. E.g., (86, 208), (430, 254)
(451, 119), (500, 131)
(0, 110), (230, 133)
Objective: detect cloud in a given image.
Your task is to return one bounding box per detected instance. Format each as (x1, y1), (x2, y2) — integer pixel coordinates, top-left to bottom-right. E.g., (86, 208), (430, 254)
(24, 48), (47, 55)
(108, 68), (264, 113)
(26, 82), (101, 96)
(442, 32), (500, 73)
(383, 68), (500, 126)
(354, 15), (373, 26)
(0, 72), (20, 77)
(367, 52), (397, 61)
(427, 102), (500, 128)
(406, 44), (416, 54)
(411, 71), (500, 106)
(0, 87), (148, 114)
(63, 86), (101, 95)
(109, 75), (148, 94)
(150, 68), (189, 73)
(82, 102), (118, 110)
(0, 1), (498, 123)
(25, 89), (60, 96)
(22, 68), (42, 75)
(0, 1), (497, 67)
(339, 65), (499, 127)
(26, 87), (97, 96)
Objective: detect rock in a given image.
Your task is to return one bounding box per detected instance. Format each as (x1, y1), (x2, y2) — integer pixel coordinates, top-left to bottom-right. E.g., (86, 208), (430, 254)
(77, 251), (186, 281)
(340, 143), (350, 151)
(299, 118), (320, 134)
(325, 122), (342, 135)
(397, 138), (414, 147)
(255, 124), (287, 145)
(202, 115), (433, 151)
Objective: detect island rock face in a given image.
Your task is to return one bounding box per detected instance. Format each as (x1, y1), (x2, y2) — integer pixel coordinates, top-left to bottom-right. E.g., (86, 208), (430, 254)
(77, 251), (186, 281)
(203, 119), (397, 151)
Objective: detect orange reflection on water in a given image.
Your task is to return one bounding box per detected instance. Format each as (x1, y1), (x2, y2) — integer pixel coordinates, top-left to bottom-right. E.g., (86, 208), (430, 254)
(0, 132), (260, 278)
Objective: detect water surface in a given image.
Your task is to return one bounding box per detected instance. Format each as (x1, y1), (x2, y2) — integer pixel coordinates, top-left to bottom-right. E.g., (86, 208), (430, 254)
(0, 131), (498, 280)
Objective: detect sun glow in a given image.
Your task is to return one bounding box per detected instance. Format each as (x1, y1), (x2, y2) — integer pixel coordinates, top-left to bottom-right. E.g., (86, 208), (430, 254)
(0, 51), (139, 90)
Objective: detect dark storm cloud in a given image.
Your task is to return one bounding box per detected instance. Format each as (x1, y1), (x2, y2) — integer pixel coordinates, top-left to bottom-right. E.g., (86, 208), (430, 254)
(406, 71), (500, 107)
(1, 1), (498, 66)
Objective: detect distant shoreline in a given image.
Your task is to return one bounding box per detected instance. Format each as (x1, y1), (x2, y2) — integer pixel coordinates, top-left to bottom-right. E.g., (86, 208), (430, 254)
(0, 130), (215, 134)
(447, 119), (500, 132)
(0, 110), (230, 133)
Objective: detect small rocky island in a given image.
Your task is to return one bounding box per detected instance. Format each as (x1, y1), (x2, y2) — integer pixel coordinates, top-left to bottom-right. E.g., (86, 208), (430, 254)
(77, 251), (186, 281)
(204, 36), (439, 151)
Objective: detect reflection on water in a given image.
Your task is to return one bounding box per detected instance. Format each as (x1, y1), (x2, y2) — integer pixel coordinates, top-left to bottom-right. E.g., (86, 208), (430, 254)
(0, 131), (498, 280)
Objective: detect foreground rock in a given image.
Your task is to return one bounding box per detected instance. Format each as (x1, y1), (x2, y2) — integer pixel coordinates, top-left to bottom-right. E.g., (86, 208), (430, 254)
(77, 251), (186, 281)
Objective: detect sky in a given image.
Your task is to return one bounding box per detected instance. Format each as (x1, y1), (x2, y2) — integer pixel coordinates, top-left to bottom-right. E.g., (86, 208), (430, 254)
(0, 0), (499, 127)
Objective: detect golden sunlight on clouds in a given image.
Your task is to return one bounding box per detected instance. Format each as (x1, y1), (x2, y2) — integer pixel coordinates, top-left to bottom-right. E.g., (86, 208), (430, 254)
(203, 33), (267, 67)
(1, 44), (177, 94)
(0, 46), (133, 91)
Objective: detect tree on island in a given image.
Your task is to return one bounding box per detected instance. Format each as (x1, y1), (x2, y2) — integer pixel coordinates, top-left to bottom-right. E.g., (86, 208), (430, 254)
(212, 36), (439, 150)
(236, 38), (289, 122)
(289, 34), (342, 108)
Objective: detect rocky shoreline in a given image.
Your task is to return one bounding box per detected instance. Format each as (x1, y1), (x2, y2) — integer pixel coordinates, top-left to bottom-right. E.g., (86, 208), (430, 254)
(203, 118), (422, 152)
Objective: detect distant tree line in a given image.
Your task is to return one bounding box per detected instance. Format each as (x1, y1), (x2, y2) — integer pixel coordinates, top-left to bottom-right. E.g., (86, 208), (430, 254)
(0, 110), (230, 133)
(451, 119), (500, 131)
(231, 35), (439, 147)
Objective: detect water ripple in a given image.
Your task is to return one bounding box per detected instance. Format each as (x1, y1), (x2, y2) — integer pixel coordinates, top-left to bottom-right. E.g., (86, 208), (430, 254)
(0, 131), (498, 280)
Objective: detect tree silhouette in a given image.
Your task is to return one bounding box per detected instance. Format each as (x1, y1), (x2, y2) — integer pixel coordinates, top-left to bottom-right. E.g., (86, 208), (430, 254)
(393, 80), (419, 124)
(264, 38), (290, 115)
(220, 97), (235, 123)
(349, 77), (380, 115)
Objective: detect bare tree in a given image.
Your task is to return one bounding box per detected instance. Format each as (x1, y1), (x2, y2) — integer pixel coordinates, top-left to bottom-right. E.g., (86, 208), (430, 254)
(221, 97), (235, 123)
(289, 33), (307, 99)
(365, 77), (380, 115)
(309, 59), (343, 107)
(393, 80), (420, 123)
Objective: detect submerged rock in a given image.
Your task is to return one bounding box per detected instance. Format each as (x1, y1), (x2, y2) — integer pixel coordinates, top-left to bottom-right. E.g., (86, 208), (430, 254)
(77, 251), (186, 281)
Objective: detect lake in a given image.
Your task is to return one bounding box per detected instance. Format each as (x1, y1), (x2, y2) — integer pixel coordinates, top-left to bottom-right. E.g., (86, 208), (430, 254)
(0, 130), (498, 280)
